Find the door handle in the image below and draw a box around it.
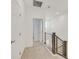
[11,40,15,44]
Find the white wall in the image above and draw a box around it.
[45,13,68,41]
[11,0,33,59]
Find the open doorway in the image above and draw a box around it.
[33,18,43,43]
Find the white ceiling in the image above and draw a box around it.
[24,0,68,11]
[23,0,68,17]
[35,0,67,11]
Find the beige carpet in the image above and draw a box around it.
[21,42,65,59]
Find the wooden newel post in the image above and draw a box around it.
[63,41,67,58]
[52,32,56,54]
[44,32,46,44]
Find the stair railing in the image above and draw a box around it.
[44,32,67,59]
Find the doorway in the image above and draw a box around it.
[33,18,43,43]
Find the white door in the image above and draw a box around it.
[33,19,43,42]
[11,0,24,59]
